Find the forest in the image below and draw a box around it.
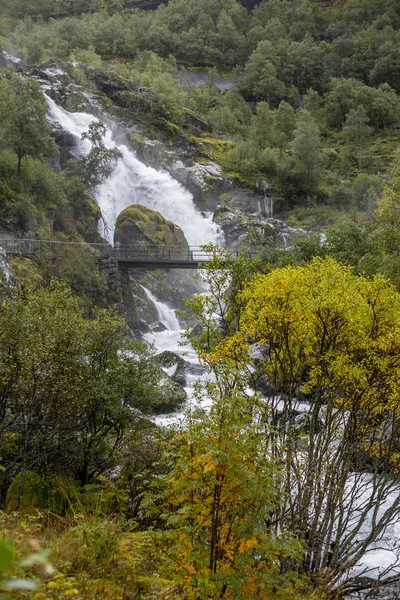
[0,0,400,598]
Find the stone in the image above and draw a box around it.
[114,204,189,252]
[214,206,308,253]
[153,372,187,414]
[155,350,188,386]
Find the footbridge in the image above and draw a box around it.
[0,238,243,269]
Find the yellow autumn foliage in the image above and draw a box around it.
[212,257,400,422]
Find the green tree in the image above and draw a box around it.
[0,282,162,486]
[0,76,56,175]
[207,257,400,598]
[360,162,400,289]
[271,100,296,150]
[342,106,373,159]
[159,381,316,600]
[291,110,324,194]
[241,41,286,101]
[70,122,121,188]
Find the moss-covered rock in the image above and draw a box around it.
[75,194,102,242]
[114,204,189,252]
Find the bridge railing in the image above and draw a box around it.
[0,238,110,254]
[0,240,227,263]
[0,239,254,264]
[112,245,220,262]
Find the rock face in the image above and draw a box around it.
[214,206,308,253]
[114,204,189,250]
[154,371,187,414]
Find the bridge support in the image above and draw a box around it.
[97,254,124,312]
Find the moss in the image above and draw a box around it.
[9,256,43,290]
[117,204,167,229]
[115,204,188,248]
[6,471,42,512]
[188,134,234,172]
[284,205,351,229]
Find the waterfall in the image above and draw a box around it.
[257,195,273,219]
[45,95,222,246]
[264,196,273,218]
[141,286,180,331]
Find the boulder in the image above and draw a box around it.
[114,204,189,252]
[154,373,187,414]
[155,350,188,386]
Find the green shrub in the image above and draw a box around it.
[6,472,79,514]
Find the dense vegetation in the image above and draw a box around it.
[2,0,400,212]
[2,0,400,598]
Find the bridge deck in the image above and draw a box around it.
[0,239,246,269]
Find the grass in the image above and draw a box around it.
[0,509,173,599]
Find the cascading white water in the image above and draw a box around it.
[141,286,180,331]
[45,95,221,245]
[46,94,217,421]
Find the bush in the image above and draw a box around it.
[6,472,78,514]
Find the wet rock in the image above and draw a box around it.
[154,372,187,414]
[155,351,187,386]
[167,159,225,210]
[149,322,167,333]
[119,271,159,334]
[75,195,102,242]
[214,206,307,252]
[30,59,96,113]
[0,47,22,69]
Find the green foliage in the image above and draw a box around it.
[291,110,324,195]
[0,75,56,175]
[203,256,400,597]
[0,282,163,485]
[342,105,373,157]
[6,472,78,515]
[0,534,54,599]
[158,383,316,600]
[241,41,286,101]
[67,121,121,188]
